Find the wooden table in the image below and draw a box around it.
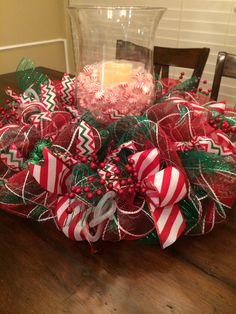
[0,68,235,314]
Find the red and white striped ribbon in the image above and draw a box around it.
[130,148,187,248]
[128,148,160,181]
[168,96,226,114]
[54,191,116,242]
[55,196,87,241]
[145,167,187,248]
[28,147,71,194]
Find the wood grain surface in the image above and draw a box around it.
[0,68,235,314]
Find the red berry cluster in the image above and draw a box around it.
[178,74,208,94]
[116,158,146,196]
[65,152,146,210]
[65,153,102,203]
[0,99,20,127]
[209,115,235,133]
[197,79,212,96]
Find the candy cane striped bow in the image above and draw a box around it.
[55,191,116,242]
[129,148,187,248]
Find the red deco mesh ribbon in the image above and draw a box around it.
[0,73,235,248]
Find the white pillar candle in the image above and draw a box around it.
[99,60,133,87]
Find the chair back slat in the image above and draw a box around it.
[116,41,210,88]
[116,40,150,65]
[222,54,236,78]
[211,52,236,100]
[153,46,210,86]
[161,65,169,78]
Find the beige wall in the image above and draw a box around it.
[0,0,75,74]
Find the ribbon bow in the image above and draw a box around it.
[129,148,187,248]
[28,117,187,248]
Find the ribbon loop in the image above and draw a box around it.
[54,191,117,243]
[130,148,187,248]
[145,167,187,208]
[129,147,160,181]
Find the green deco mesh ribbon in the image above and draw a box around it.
[16,57,48,93]
[179,150,236,177]
[27,139,52,164]
[178,150,236,233]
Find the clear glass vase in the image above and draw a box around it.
[68,6,166,125]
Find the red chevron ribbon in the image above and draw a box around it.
[0,143,24,171]
[40,80,57,112]
[60,73,75,106]
[76,120,97,158]
[129,148,187,248]
[195,134,236,156]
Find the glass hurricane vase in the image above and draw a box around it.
[68,6,166,125]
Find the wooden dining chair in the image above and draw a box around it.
[116,40,210,88]
[210,51,236,100]
[116,40,151,66]
[153,46,210,86]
